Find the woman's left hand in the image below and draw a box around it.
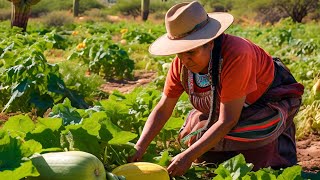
[167,152,193,177]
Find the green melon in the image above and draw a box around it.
[28,151,106,180]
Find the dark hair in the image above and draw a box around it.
[202,40,214,48]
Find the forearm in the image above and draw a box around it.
[135,106,171,150]
[135,95,178,151]
[184,96,245,161]
[184,119,236,161]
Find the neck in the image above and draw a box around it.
[199,71,208,75]
[199,65,209,74]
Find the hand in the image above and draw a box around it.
[127,145,146,162]
[167,152,193,177]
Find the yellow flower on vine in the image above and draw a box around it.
[76,42,86,50]
[120,28,128,34]
[72,31,79,36]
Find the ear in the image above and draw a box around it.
[203,40,214,49]
[207,40,214,50]
[210,40,214,49]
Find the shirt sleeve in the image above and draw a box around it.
[163,57,184,98]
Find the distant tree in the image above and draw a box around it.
[233,0,319,23]
[273,0,319,22]
[73,0,80,17]
[141,0,150,21]
[7,0,41,31]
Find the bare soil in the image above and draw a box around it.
[100,70,157,94]
[297,134,320,173]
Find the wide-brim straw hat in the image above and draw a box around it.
[149,1,234,56]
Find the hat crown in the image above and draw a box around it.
[165,1,208,38]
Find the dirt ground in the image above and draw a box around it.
[100,70,157,94]
[297,134,320,173]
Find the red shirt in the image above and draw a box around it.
[163,34,275,104]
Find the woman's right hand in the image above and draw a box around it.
[127,144,146,162]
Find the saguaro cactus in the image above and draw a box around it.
[73,0,80,17]
[7,0,41,31]
[141,0,150,21]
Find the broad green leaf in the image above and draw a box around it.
[2,79,30,112]
[49,98,82,125]
[47,73,89,109]
[213,154,253,180]
[47,73,66,94]
[102,118,122,135]
[0,131,24,170]
[155,150,171,166]
[82,112,107,137]
[26,129,61,149]
[163,117,184,130]
[277,165,302,180]
[108,131,137,145]
[0,161,39,179]
[2,114,35,138]
[20,140,42,157]
[99,123,113,143]
[100,118,137,144]
[62,125,101,157]
[243,169,277,180]
[100,99,129,121]
[33,117,62,132]
[213,166,233,180]
[25,117,62,149]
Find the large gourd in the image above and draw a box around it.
[112,162,169,180]
[29,151,106,180]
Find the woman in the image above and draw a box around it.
[129,1,304,177]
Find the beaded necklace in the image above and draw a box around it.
[187,51,223,94]
[194,73,211,88]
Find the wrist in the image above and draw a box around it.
[134,141,148,152]
[182,148,198,162]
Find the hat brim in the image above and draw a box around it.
[149,12,234,56]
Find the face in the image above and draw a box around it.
[177,41,214,74]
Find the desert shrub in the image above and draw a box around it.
[110,0,181,18]
[31,0,104,17]
[84,8,106,18]
[0,0,10,9]
[112,0,141,19]
[149,0,177,12]
[82,8,111,23]
[0,8,10,21]
[42,11,74,27]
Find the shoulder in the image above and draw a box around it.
[221,34,263,62]
[222,34,254,54]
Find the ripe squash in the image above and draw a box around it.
[28,151,106,180]
[112,162,169,180]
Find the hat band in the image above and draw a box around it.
[168,15,209,40]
